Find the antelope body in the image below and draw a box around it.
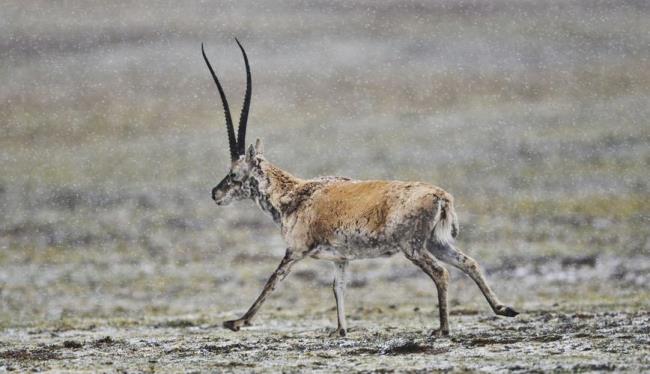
[203,41,518,337]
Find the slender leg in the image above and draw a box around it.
[404,249,450,336]
[332,260,349,337]
[428,241,518,317]
[223,249,301,331]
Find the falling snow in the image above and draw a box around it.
[0,1,649,372]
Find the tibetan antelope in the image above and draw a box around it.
[203,40,518,337]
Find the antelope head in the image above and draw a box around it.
[203,40,264,206]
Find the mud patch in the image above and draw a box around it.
[154,319,198,328]
[0,347,61,361]
[202,343,251,354]
[460,336,524,347]
[380,339,436,355]
[62,340,83,349]
[92,336,118,348]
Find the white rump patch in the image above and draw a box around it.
[433,200,454,244]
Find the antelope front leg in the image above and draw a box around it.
[332,261,349,337]
[223,249,301,332]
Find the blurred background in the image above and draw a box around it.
[1,0,648,328]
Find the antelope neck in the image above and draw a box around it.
[250,160,303,224]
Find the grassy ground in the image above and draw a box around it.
[1,0,649,372]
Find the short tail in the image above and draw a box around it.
[432,196,459,244]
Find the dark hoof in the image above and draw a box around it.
[496,305,519,317]
[223,319,244,331]
[329,328,347,337]
[430,328,450,338]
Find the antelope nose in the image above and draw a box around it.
[211,186,218,201]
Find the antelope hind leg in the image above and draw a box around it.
[428,241,519,317]
[404,249,451,336]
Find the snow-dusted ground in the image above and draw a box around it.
[1,1,648,371]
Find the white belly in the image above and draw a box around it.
[310,244,400,261]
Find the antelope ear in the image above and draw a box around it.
[246,144,256,162]
[254,138,264,155]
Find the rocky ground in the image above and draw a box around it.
[2,304,649,372]
[1,249,648,372]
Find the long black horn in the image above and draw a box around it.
[235,38,251,156]
[202,43,238,162]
